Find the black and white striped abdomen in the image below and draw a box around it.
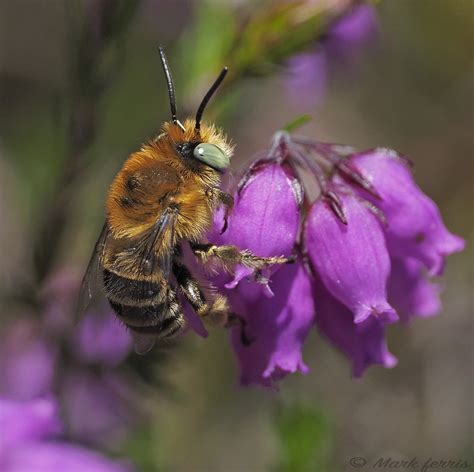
[103,268,184,338]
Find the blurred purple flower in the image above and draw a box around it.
[0,396,61,447]
[61,370,134,448]
[74,309,132,366]
[287,52,327,108]
[287,4,378,107]
[209,131,463,386]
[1,269,135,449]
[0,319,56,401]
[325,3,378,60]
[0,396,133,472]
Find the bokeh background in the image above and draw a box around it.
[1,0,472,470]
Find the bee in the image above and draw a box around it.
[78,47,290,352]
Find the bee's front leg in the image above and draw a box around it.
[206,188,233,234]
[191,243,294,272]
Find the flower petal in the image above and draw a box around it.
[0,396,62,445]
[211,162,300,288]
[313,276,397,377]
[388,257,441,323]
[229,261,314,387]
[350,149,465,275]
[305,193,397,324]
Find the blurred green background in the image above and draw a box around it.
[1,0,472,470]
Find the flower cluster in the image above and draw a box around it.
[208,131,464,387]
[0,396,133,471]
[0,270,135,451]
[287,4,378,107]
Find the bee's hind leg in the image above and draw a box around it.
[172,261,252,344]
[191,243,294,272]
[173,261,228,326]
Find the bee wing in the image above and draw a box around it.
[130,208,178,355]
[132,332,157,355]
[135,208,177,282]
[76,222,109,320]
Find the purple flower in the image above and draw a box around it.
[211,162,301,289]
[313,275,397,377]
[208,162,315,386]
[209,131,463,386]
[229,261,314,387]
[348,149,465,275]
[0,397,61,447]
[305,192,397,324]
[325,4,378,60]
[388,256,441,323]
[287,4,378,107]
[73,309,132,366]
[0,396,133,472]
[60,370,134,448]
[0,269,136,450]
[0,319,56,401]
[287,52,327,108]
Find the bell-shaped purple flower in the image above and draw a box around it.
[349,149,465,275]
[305,192,397,324]
[313,275,397,377]
[388,256,441,323]
[229,261,314,387]
[208,161,313,386]
[211,162,300,289]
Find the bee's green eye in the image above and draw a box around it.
[193,143,230,171]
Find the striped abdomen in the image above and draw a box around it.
[103,268,184,338]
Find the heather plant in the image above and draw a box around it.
[0,1,469,470]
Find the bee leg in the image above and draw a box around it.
[191,243,294,272]
[207,188,234,234]
[173,259,254,345]
[172,261,230,327]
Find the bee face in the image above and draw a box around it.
[162,118,233,174]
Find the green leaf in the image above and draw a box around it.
[283,114,313,133]
[273,403,332,472]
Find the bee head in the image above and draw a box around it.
[164,119,233,173]
[158,47,231,172]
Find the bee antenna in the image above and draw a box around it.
[195,67,228,132]
[158,46,183,129]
